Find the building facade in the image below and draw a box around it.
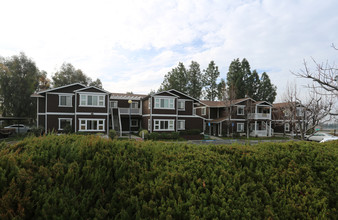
[32,83,110,134]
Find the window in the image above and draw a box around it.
[79,94,105,107]
[110,101,118,108]
[154,119,175,131]
[178,100,185,110]
[285,123,290,132]
[131,119,138,127]
[148,99,152,109]
[193,108,196,115]
[58,118,72,130]
[178,120,185,130]
[131,102,138,109]
[237,123,244,132]
[59,95,72,107]
[201,107,206,115]
[154,97,174,109]
[79,119,105,131]
[296,107,303,116]
[237,106,244,115]
[284,110,289,117]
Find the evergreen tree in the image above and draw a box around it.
[159,62,188,93]
[203,61,220,101]
[217,78,226,101]
[246,70,260,100]
[187,61,203,99]
[226,58,245,99]
[257,72,277,103]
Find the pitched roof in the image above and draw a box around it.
[37,83,86,94]
[200,97,255,107]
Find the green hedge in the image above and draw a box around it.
[0,135,337,219]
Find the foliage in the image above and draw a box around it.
[29,126,44,137]
[226,58,277,102]
[138,130,149,139]
[148,132,180,140]
[187,61,203,99]
[63,124,73,134]
[159,62,189,93]
[109,130,117,139]
[52,63,102,88]
[0,52,40,118]
[0,135,337,219]
[203,61,220,101]
[258,72,277,103]
[179,129,202,135]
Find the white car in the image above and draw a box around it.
[4,124,30,134]
[307,132,337,142]
[320,137,338,143]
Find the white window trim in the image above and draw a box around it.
[153,119,175,131]
[148,99,151,109]
[178,100,185,111]
[58,118,72,130]
[79,94,106,107]
[237,123,244,132]
[237,106,245,115]
[110,101,118,108]
[285,123,290,132]
[58,95,73,107]
[131,119,138,127]
[201,107,206,115]
[131,101,138,109]
[154,97,175,110]
[148,119,151,131]
[178,120,185,130]
[79,118,105,131]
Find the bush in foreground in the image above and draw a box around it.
[0,135,337,219]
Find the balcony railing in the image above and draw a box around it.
[248,113,271,120]
[250,130,268,137]
[119,108,141,115]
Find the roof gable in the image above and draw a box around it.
[37,83,86,94]
[74,86,109,93]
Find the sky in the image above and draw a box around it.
[1,0,338,102]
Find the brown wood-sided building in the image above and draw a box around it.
[31,83,110,134]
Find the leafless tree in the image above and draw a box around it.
[283,83,333,140]
[292,44,338,115]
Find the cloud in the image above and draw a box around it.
[0,0,337,101]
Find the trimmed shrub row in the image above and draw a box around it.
[0,135,337,219]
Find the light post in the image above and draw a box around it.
[128,100,132,139]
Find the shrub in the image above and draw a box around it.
[179,129,201,136]
[0,135,336,219]
[138,130,149,139]
[63,124,73,134]
[109,130,117,139]
[148,132,159,140]
[29,126,44,136]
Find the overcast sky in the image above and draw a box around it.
[1,0,337,102]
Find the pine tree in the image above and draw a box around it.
[226,59,245,99]
[159,62,188,93]
[217,79,226,101]
[246,70,260,100]
[203,61,220,101]
[257,72,277,103]
[187,61,203,99]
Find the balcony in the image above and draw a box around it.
[248,113,271,120]
[119,108,141,115]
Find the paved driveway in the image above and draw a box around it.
[188,139,294,145]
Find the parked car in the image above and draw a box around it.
[320,137,338,143]
[4,124,31,134]
[307,132,337,142]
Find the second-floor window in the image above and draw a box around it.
[131,102,138,109]
[154,97,174,109]
[80,94,105,107]
[178,100,185,110]
[110,101,118,108]
[237,106,244,115]
[59,95,72,107]
[201,107,206,115]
